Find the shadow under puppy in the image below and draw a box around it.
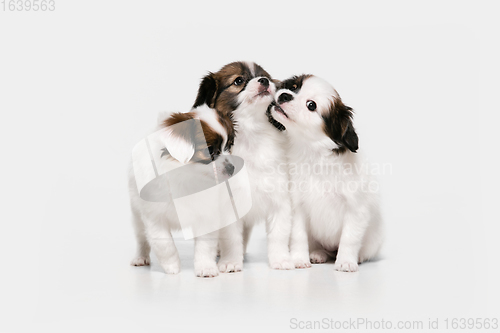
[270,75,384,272]
[129,104,235,277]
[195,61,296,271]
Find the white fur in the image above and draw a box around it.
[218,74,296,272]
[272,76,384,272]
[245,61,256,77]
[161,128,195,164]
[195,104,228,149]
[128,106,229,277]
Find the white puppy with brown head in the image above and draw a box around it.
[129,105,234,278]
[194,61,295,271]
[270,75,384,272]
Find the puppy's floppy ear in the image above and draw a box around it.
[323,100,359,153]
[161,113,197,164]
[341,117,359,153]
[193,73,217,108]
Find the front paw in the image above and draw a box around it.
[270,260,295,270]
[309,250,329,264]
[130,256,150,266]
[269,254,295,270]
[194,261,219,278]
[218,258,243,273]
[334,260,359,272]
[291,253,312,269]
[161,262,180,274]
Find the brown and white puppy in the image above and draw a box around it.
[192,61,276,149]
[271,75,383,272]
[129,103,234,278]
[195,61,296,271]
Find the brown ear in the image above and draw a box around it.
[162,112,225,163]
[322,99,359,153]
[193,73,218,108]
[341,117,359,153]
[161,113,197,164]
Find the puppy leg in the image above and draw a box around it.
[358,212,384,263]
[290,207,311,269]
[218,221,244,273]
[130,209,151,266]
[266,206,294,270]
[145,221,180,274]
[242,223,253,254]
[309,238,330,264]
[194,230,219,277]
[335,209,370,272]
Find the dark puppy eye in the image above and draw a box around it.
[234,77,244,86]
[306,100,317,111]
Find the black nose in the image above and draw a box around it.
[258,77,269,88]
[223,161,235,176]
[278,92,293,104]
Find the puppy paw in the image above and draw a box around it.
[334,260,359,272]
[161,262,180,274]
[309,250,329,264]
[291,253,312,269]
[269,259,295,270]
[268,251,295,270]
[130,256,150,266]
[218,259,243,273]
[293,258,312,269]
[194,262,219,278]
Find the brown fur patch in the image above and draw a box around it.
[279,74,313,92]
[162,112,224,162]
[322,98,358,154]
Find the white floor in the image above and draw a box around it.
[3,216,497,333]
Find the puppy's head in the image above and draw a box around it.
[193,61,276,117]
[160,112,225,165]
[271,75,358,154]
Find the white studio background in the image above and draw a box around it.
[1,1,499,332]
